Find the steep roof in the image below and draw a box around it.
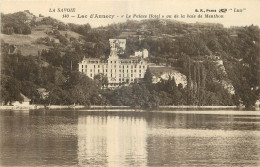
[20,93,31,102]
[149,66,180,77]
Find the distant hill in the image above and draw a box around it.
[1,11,85,56]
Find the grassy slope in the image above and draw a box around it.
[1,25,83,56]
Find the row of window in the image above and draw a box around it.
[110,60,143,64]
[82,60,145,64]
[119,78,134,82]
[111,74,142,78]
[119,69,143,73]
[87,73,142,79]
[118,74,142,77]
[82,65,146,69]
[84,69,143,74]
[82,65,107,68]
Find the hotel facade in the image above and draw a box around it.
[79,39,149,88]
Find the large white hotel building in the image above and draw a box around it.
[79,39,149,88]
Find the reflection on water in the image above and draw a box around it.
[77,116,147,166]
[146,113,260,167]
[0,110,260,166]
[0,110,78,166]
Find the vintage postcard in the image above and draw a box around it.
[0,0,260,166]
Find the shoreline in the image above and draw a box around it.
[0,105,259,115]
[0,105,242,110]
[0,105,250,110]
[78,106,260,115]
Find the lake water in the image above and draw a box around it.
[0,110,260,167]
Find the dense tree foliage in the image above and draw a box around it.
[1,13,259,109]
[0,44,100,106]
[1,12,32,35]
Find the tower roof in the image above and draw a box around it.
[108,49,119,59]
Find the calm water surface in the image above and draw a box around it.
[0,110,260,167]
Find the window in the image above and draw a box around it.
[111,61,112,63]
[119,65,121,68]
[119,70,121,72]
[131,70,133,73]
[131,65,133,68]
[143,65,145,68]
[135,65,137,68]
[131,74,133,77]
[119,78,121,81]
[139,70,141,73]
[90,69,92,72]
[139,74,141,77]
[139,65,141,68]
[82,69,83,72]
[127,70,128,73]
[119,74,121,77]
[127,65,128,68]
[85,65,87,68]
[114,65,116,68]
[98,69,99,72]
[82,65,83,68]
[94,65,95,68]
[90,74,92,77]
[111,74,112,77]
[134,70,136,72]
[85,69,87,72]
[98,65,100,68]
[114,61,116,63]
[106,69,107,72]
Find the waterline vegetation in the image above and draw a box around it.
[1,12,259,109]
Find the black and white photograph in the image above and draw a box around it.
[0,0,259,166]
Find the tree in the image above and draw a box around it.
[54,69,66,86]
[94,74,108,89]
[1,75,23,104]
[199,65,206,105]
[69,72,100,105]
[62,52,83,72]
[225,25,260,108]
[22,25,31,35]
[186,56,192,105]
[57,34,69,45]
[131,83,152,109]
[143,67,153,87]
[21,81,40,104]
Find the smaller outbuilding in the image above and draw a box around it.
[12,93,31,110]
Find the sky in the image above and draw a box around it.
[1,0,260,28]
